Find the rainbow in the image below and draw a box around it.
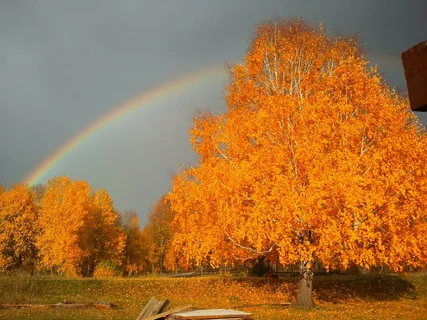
[24,64,227,186]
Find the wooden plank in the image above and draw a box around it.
[94,301,111,309]
[233,302,291,308]
[168,318,245,320]
[149,300,167,317]
[136,297,159,320]
[30,303,90,309]
[195,318,245,320]
[168,309,252,319]
[1,302,114,310]
[0,304,32,309]
[49,303,90,309]
[142,304,193,320]
[158,299,171,313]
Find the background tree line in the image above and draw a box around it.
[0,176,175,277]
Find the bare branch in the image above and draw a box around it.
[224,231,275,256]
[210,134,237,169]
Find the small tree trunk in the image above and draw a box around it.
[358,266,370,274]
[294,261,315,308]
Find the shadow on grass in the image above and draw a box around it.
[232,273,418,303]
[313,274,417,302]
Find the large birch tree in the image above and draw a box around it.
[168,18,427,307]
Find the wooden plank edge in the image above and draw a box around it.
[142,304,193,320]
[167,318,250,320]
[136,297,159,320]
[233,302,291,308]
[170,316,252,320]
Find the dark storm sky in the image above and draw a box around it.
[1,0,426,224]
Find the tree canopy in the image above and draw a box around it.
[0,183,38,272]
[168,18,427,282]
[37,177,125,277]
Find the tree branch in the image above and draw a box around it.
[224,231,275,256]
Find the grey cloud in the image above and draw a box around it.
[1,0,426,224]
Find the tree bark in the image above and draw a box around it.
[293,261,315,308]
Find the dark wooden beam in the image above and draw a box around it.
[402,40,427,112]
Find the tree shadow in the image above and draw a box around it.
[313,274,417,302]
[232,273,418,304]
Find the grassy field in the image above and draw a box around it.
[0,273,426,319]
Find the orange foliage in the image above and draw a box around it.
[0,183,38,271]
[37,177,125,277]
[84,188,126,272]
[37,177,92,276]
[168,19,427,273]
[120,211,151,275]
[144,195,176,272]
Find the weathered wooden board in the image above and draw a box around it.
[158,299,171,314]
[136,297,160,320]
[233,302,291,308]
[402,40,427,111]
[150,299,170,317]
[168,309,252,319]
[0,304,30,309]
[94,301,111,309]
[142,304,192,320]
[167,318,245,320]
[0,303,91,309]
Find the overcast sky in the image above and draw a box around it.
[1,0,426,225]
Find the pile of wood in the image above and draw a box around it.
[136,297,253,320]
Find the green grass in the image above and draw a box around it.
[0,273,426,319]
